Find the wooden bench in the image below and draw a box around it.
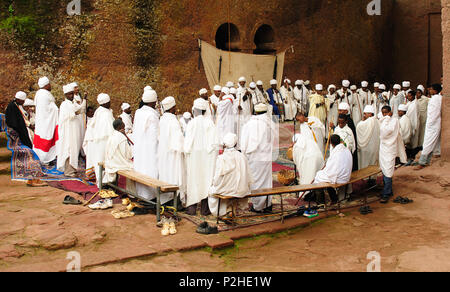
[214,165,382,225]
[98,163,179,222]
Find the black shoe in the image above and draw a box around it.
[380,196,390,204]
[262,205,273,214]
[131,207,150,215]
[250,206,263,214]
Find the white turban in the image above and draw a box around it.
[230,88,237,95]
[221,87,230,95]
[402,81,410,88]
[374,82,380,88]
[38,77,50,88]
[393,84,401,90]
[256,80,263,86]
[15,91,27,101]
[304,80,310,86]
[142,90,157,103]
[193,98,208,111]
[199,88,208,96]
[97,93,110,105]
[328,84,336,90]
[284,79,291,84]
[270,79,278,85]
[121,103,131,111]
[213,85,222,91]
[24,99,35,107]
[398,104,408,112]
[342,80,350,87]
[254,103,268,113]
[417,85,425,93]
[183,112,192,120]
[364,105,375,114]
[361,81,368,88]
[249,82,256,89]
[295,80,303,86]
[226,81,234,88]
[338,102,350,111]
[63,84,75,94]
[161,96,176,111]
[379,84,386,90]
[315,84,323,91]
[223,133,238,148]
[350,85,357,90]
[238,77,246,82]
[70,82,78,88]
[144,86,153,92]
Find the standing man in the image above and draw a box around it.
[358,81,372,106]
[390,84,405,119]
[337,80,352,113]
[184,98,219,215]
[351,85,364,126]
[71,82,87,150]
[294,80,309,115]
[333,114,356,155]
[216,87,236,144]
[119,103,133,135]
[398,104,412,147]
[241,103,277,213]
[280,79,296,121]
[33,77,59,164]
[256,81,273,116]
[267,80,284,122]
[308,84,327,125]
[356,105,380,171]
[133,90,160,201]
[57,84,82,177]
[83,93,115,185]
[199,88,216,122]
[5,91,32,148]
[414,84,442,170]
[415,85,429,151]
[295,111,326,154]
[158,96,185,206]
[326,84,338,129]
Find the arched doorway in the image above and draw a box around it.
[254,24,276,55]
[215,23,241,51]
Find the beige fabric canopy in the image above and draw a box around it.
[199,40,286,90]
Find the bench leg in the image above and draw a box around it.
[156,187,161,223]
[280,195,284,224]
[216,198,221,225]
[173,191,178,216]
[98,164,104,192]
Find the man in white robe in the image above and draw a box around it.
[356,105,380,171]
[158,96,185,206]
[33,77,59,164]
[104,119,133,184]
[57,84,82,177]
[184,98,219,215]
[398,104,412,146]
[119,103,133,135]
[210,85,222,108]
[294,80,309,115]
[337,80,353,115]
[208,133,253,218]
[199,88,216,123]
[236,77,253,138]
[241,103,278,213]
[416,85,429,149]
[280,79,297,121]
[83,93,115,185]
[350,85,364,126]
[379,105,406,203]
[326,84,338,129]
[295,111,326,155]
[415,84,442,169]
[313,134,353,204]
[133,90,160,201]
[390,84,405,119]
[216,87,236,144]
[358,81,372,106]
[180,112,192,136]
[71,82,87,152]
[256,81,273,117]
[334,114,356,155]
[293,133,325,186]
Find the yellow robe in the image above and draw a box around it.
[308,94,327,125]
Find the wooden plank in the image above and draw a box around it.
[216,183,332,199]
[332,165,381,188]
[117,170,179,193]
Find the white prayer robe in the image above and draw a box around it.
[210,94,220,107]
[299,117,326,155]
[133,105,160,201]
[216,97,236,144]
[356,117,380,169]
[179,117,191,136]
[390,92,406,119]
[104,130,133,183]
[208,148,253,217]
[422,94,442,156]
[280,86,297,121]
[417,96,429,146]
[184,115,219,207]
[33,89,59,163]
[351,92,364,126]
[236,87,252,140]
[83,106,115,185]
[399,115,412,145]
[254,88,273,117]
[334,125,356,154]
[406,100,420,148]
[314,144,353,184]
[73,95,86,152]
[158,112,185,205]
[293,134,325,185]
[57,99,81,172]
[379,116,406,178]
[240,114,278,211]
[326,93,339,127]
[294,86,309,114]
[119,112,133,135]
[358,89,372,107]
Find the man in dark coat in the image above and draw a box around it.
[5,91,32,148]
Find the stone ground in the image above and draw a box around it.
[1,132,450,272]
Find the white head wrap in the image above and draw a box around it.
[97,93,110,105]
[183,112,192,120]
[230,88,237,95]
[328,84,336,91]
[338,102,350,111]
[23,99,34,107]
[398,104,408,112]
[361,81,368,88]
[70,82,78,88]
[417,85,425,93]
[142,90,157,103]
[214,85,222,91]
[270,79,277,85]
[402,81,411,88]
[249,82,256,89]
[199,88,208,96]
[342,80,350,87]
[254,103,268,113]
[238,77,246,82]
[350,85,357,90]
[121,103,131,111]
[379,84,386,90]
[63,83,75,94]
[226,81,234,88]
[161,96,176,111]
[15,91,27,101]
[284,79,291,84]
[374,82,380,88]
[256,80,263,86]
[38,77,50,88]
[315,84,323,91]
[144,86,153,92]
[304,80,310,86]
[223,133,238,148]
[295,80,303,86]
[193,98,208,111]
[364,105,375,114]
[221,87,230,95]
[393,84,401,90]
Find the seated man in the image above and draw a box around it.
[312,134,353,204]
[208,133,253,218]
[104,119,134,184]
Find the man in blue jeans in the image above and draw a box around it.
[379,106,403,203]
